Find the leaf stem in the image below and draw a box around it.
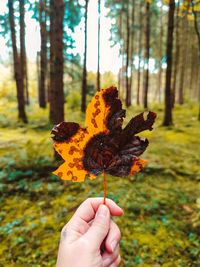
[103,171,106,205]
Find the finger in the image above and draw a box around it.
[105,220,121,253]
[83,204,110,250]
[62,216,90,239]
[109,255,121,267]
[72,197,123,224]
[102,244,120,267]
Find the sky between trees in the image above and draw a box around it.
[0,0,199,125]
[0,0,122,73]
[0,0,168,73]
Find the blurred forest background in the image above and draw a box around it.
[0,0,200,266]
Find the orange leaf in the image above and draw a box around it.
[53,128,95,182]
[86,89,110,135]
[52,87,156,182]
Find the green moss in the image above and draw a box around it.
[0,102,200,266]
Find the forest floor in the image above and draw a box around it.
[0,100,200,267]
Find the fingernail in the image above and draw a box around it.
[111,240,118,252]
[110,261,118,267]
[96,205,108,218]
[103,257,111,267]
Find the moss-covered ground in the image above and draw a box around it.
[0,100,200,266]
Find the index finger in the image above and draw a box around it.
[72,197,124,223]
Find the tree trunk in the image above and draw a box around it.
[163,0,175,126]
[156,3,163,103]
[129,0,135,105]
[19,0,29,106]
[172,0,180,108]
[24,56,29,105]
[49,0,64,124]
[189,44,195,97]
[191,0,200,120]
[97,0,101,91]
[198,69,200,121]
[143,1,150,109]
[8,0,27,123]
[178,17,188,105]
[81,0,89,112]
[137,0,143,106]
[118,7,123,95]
[118,3,125,98]
[39,0,47,108]
[125,0,131,107]
[36,51,41,97]
[178,1,190,105]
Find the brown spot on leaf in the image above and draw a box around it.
[72,176,78,181]
[73,158,81,163]
[77,165,82,170]
[67,170,73,176]
[57,172,63,177]
[94,101,100,108]
[68,163,74,168]
[96,109,100,115]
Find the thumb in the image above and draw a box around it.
[84,204,110,249]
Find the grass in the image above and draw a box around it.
[0,99,200,266]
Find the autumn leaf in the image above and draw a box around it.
[51,87,156,183]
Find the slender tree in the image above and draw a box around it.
[81,0,89,112]
[8,0,27,123]
[137,0,143,105]
[172,0,180,108]
[19,0,29,105]
[178,16,188,105]
[118,6,123,95]
[191,0,200,120]
[125,0,131,107]
[156,2,164,103]
[49,0,64,124]
[118,2,125,98]
[39,0,47,108]
[129,0,135,106]
[163,0,175,126]
[36,51,41,98]
[143,1,150,109]
[97,0,101,91]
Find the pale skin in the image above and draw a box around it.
[56,198,124,267]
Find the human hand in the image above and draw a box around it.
[56,198,123,267]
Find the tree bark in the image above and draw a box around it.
[19,0,29,106]
[156,3,163,103]
[36,51,41,97]
[171,0,180,108]
[189,44,195,97]
[178,17,188,105]
[8,0,27,123]
[39,0,47,108]
[178,1,190,105]
[191,0,200,120]
[137,0,143,106]
[125,0,131,107]
[118,7,123,95]
[198,68,200,121]
[81,0,89,112]
[163,0,175,126]
[97,0,101,91]
[129,0,135,105]
[143,1,150,109]
[49,0,64,124]
[118,3,125,98]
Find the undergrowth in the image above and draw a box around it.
[0,100,200,266]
